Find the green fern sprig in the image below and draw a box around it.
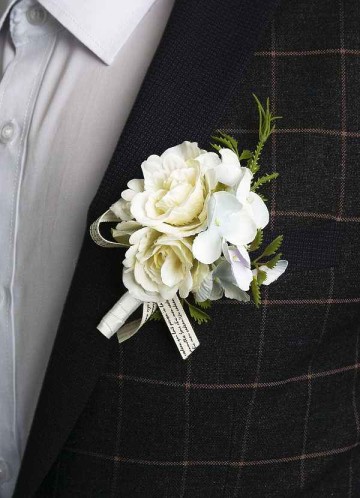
[185,300,211,325]
[211,131,240,158]
[248,95,281,175]
[251,172,279,191]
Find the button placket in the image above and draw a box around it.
[0,3,59,492]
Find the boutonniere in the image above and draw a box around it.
[90,96,288,359]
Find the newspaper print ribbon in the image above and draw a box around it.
[90,210,199,359]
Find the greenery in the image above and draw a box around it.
[149,309,163,322]
[194,299,212,309]
[251,277,261,308]
[149,298,212,326]
[186,301,211,325]
[211,95,284,310]
[251,172,279,191]
[151,96,284,320]
[248,229,263,252]
[211,131,240,157]
[248,95,281,175]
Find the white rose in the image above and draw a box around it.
[129,141,217,236]
[123,227,209,302]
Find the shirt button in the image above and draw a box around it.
[0,458,10,484]
[26,5,47,26]
[0,122,15,144]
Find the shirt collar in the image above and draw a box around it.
[0,0,158,65]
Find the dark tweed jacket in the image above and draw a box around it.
[14,0,360,496]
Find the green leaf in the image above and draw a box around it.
[251,277,261,308]
[211,131,239,157]
[239,149,253,160]
[251,172,279,191]
[248,229,263,252]
[253,94,282,143]
[257,269,267,286]
[265,252,282,269]
[187,302,211,325]
[211,143,222,153]
[149,309,163,322]
[194,299,212,310]
[247,95,281,175]
[262,235,283,257]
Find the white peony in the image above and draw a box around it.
[128,141,218,236]
[123,227,209,302]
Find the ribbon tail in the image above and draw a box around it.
[116,302,157,343]
[97,292,142,339]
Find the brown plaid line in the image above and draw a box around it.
[300,268,335,488]
[63,442,359,467]
[339,0,347,218]
[255,49,360,57]
[180,357,192,497]
[104,362,360,391]
[270,19,277,232]
[221,125,360,223]
[274,211,360,222]
[349,331,360,494]
[233,289,270,494]
[221,128,360,138]
[222,298,360,305]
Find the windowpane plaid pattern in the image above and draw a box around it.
[36,0,360,496]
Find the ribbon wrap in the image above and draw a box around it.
[90,211,199,359]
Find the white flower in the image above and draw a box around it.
[192,191,257,264]
[123,227,209,302]
[253,260,288,285]
[236,167,269,229]
[195,259,250,303]
[199,148,242,187]
[223,242,253,291]
[111,220,141,245]
[129,142,216,236]
[110,179,144,221]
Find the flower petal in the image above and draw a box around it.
[247,192,269,229]
[230,261,253,291]
[161,141,202,161]
[221,211,257,246]
[227,247,252,291]
[161,251,184,287]
[178,271,193,298]
[237,245,251,267]
[194,273,213,302]
[193,226,222,264]
[216,149,242,186]
[260,260,288,285]
[236,167,253,204]
[127,178,144,193]
[213,261,250,302]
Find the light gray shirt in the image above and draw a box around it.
[0,0,173,495]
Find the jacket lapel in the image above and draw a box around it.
[14,0,280,495]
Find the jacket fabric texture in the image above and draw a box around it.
[14,0,360,496]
